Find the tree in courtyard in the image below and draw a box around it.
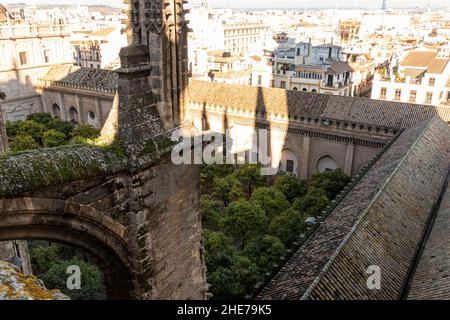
[269,208,306,247]
[43,258,106,300]
[308,169,351,200]
[233,164,267,197]
[17,120,45,145]
[43,129,67,148]
[71,123,100,140]
[203,230,237,272]
[250,187,290,219]
[200,195,223,230]
[9,134,38,152]
[292,188,329,218]
[273,174,307,203]
[201,164,235,192]
[242,235,286,272]
[223,199,267,248]
[212,175,244,207]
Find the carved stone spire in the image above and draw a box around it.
[123,0,190,129]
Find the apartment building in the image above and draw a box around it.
[272,42,357,96]
[0,4,72,121]
[371,50,450,106]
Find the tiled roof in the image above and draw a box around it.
[408,175,450,300]
[189,80,448,128]
[400,51,437,68]
[41,64,118,92]
[257,117,450,300]
[327,61,352,75]
[427,58,450,74]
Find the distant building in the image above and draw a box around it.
[339,19,361,43]
[36,64,117,128]
[71,26,127,70]
[204,51,252,85]
[223,23,271,55]
[0,4,72,121]
[372,50,450,106]
[272,41,361,96]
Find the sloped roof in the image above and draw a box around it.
[428,58,450,74]
[257,116,450,300]
[41,64,118,92]
[0,4,14,23]
[189,80,448,129]
[400,51,436,68]
[327,61,352,75]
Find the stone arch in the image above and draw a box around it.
[52,103,61,118]
[302,88,308,92]
[293,87,298,91]
[279,148,299,175]
[86,110,98,127]
[311,89,317,93]
[68,106,79,123]
[317,155,338,172]
[0,198,138,300]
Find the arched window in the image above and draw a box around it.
[311,89,317,93]
[52,103,61,118]
[293,87,298,91]
[87,110,97,127]
[302,88,308,92]
[279,149,298,175]
[317,156,338,173]
[68,107,79,124]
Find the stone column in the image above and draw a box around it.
[117,44,164,157]
[0,99,32,275]
[344,142,355,177]
[300,134,311,180]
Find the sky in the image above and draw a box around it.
[2,0,447,9]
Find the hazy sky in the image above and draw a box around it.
[2,0,447,9]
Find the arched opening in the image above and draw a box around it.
[87,110,98,127]
[52,103,61,119]
[0,198,137,300]
[317,155,338,173]
[302,88,308,92]
[293,87,298,91]
[311,89,317,93]
[68,107,79,124]
[279,149,298,175]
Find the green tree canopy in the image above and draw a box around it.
[30,245,61,277]
[292,188,329,218]
[308,169,351,200]
[250,187,290,219]
[203,230,237,272]
[17,120,46,145]
[273,174,307,202]
[201,164,235,189]
[269,208,306,246]
[43,129,67,148]
[234,164,267,197]
[212,175,244,207]
[71,124,100,140]
[223,199,267,247]
[43,258,106,300]
[207,266,241,300]
[200,195,223,230]
[27,112,54,125]
[242,235,286,272]
[9,134,38,152]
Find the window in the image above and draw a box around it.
[380,87,387,99]
[270,80,274,87]
[426,92,433,104]
[293,87,298,91]
[257,75,262,86]
[395,89,401,100]
[19,52,28,65]
[25,75,31,85]
[44,50,50,63]
[409,90,417,103]
[280,81,286,89]
[429,77,435,86]
[286,160,294,173]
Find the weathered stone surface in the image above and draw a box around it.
[0,261,69,300]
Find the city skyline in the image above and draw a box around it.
[2,0,448,9]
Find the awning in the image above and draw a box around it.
[403,68,426,78]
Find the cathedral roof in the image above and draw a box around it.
[189,80,450,128]
[41,64,118,92]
